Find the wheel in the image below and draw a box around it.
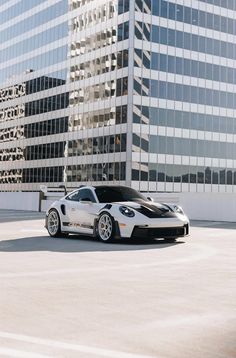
[164,237,176,243]
[47,209,63,238]
[97,212,114,243]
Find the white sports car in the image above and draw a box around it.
[45,185,189,242]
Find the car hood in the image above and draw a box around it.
[114,201,177,218]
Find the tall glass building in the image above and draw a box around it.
[1,0,236,194]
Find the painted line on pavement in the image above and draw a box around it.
[20,229,46,233]
[207,231,233,237]
[0,347,51,358]
[0,216,43,219]
[0,331,158,358]
[0,215,42,218]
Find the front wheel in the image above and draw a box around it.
[97,212,114,243]
[47,209,62,238]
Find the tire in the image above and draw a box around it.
[47,209,64,238]
[97,212,115,243]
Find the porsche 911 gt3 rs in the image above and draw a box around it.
[45,185,189,242]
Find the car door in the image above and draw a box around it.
[66,189,98,235]
[75,188,98,234]
[65,190,83,233]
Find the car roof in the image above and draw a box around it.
[74,185,130,190]
[94,185,129,189]
[66,185,129,197]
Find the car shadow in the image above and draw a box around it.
[0,235,185,253]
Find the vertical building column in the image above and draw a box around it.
[125,0,135,187]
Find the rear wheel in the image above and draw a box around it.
[47,209,64,238]
[97,212,114,243]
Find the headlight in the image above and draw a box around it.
[119,206,135,217]
[173,205,184,215]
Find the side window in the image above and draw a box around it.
[66,190,81,201]
[79,189,96,203]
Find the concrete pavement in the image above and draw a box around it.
[0,211,235,358]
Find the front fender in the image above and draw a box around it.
[94,211,121,239]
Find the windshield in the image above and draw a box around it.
[95,186,147,203]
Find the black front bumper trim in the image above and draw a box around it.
[131,224,189,239]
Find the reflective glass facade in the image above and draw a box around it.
[132,0,236,193]
[1,0,236,193]
[0,0,129,191]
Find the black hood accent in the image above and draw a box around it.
[128,202,177,218]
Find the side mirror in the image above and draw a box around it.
[147,197,154,202]
[80,198,92,204]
